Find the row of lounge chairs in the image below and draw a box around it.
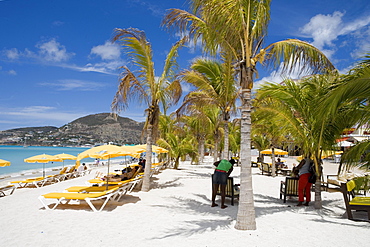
[38,163,149,212]
[39,180,138,212]
[9,165,91,189]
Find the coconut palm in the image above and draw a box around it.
[256,74,358,208]
[163,0,335,230]
[157,124,197,169]
[251,106,290,176]
[229,119,241,158]
[111,28,184,192]
[179,56,238,160]
[327,53,370,172]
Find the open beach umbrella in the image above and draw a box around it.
[54,153,77,168]
[135,144,169,153]
[77,145,138,189]
[24,154,63,178]
[261,148,288,156]
[0,159,11,167]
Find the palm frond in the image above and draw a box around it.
[264,39,336,75]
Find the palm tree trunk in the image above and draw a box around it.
[222,121,229,160]
[213,133,219,162]
[271,147,276,177]
[235,88,256,230]
[198,137,204,164]
[313,158,322,209]
[142,124,153,192]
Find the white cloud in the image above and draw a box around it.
[8,70,16,75]
[130,0,164,17]
[36,39,74,62]
[39,79,105,91]
[0,106,85,129]
[52,21,64,27]
[91,41,121,60]
[66,60,122,75]
[5,48,20,60]
[2,39,74,63]
[300,11,370,59]
[301,11,343,50]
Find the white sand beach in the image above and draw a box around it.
[0,156,369,247]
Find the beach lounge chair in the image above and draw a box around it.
[64,182,133,202]
[10,177,46,188]
[341,180,370,221]
[38,187,121,212]
[64,165,77,179]
[280,176,299,203]
[0,184,15,197]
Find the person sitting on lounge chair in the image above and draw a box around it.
[103,166,142,182]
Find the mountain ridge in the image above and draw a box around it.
[0,113,145,146]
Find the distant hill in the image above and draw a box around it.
[0,113,145,146]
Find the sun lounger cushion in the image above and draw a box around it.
[65,185,120,193]
[42,191,107,200]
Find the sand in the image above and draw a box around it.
[0,156,369,247]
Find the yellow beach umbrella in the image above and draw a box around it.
[77,145,138,190]
[0,159,11,167]
[54,153,77,168]
[77,145,129,161]
[24,154,63,178]
[261,148,288,156]
[135,144,169,153]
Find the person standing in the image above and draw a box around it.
[211,159,235,209]
[296,157,313,206]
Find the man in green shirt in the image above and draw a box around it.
[211,159,235,209]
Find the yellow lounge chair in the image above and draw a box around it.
[10,177,45,188]
[65,185,120,193]
[39,187,120,212]
[67,182,133,201]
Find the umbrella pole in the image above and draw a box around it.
[43,163,45,178]
[106,157,110,190]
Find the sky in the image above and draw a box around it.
[0,0,369,131]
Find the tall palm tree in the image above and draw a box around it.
[111,28,184,192]
[163,0,335,230]
[179,56,238,160]
[256,74,358,208]
[229,119,241,159]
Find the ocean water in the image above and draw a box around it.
[0,145,91,177]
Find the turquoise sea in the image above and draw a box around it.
[0,145,91,176]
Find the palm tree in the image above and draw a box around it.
[179,56,238,160]
[163,0,335,230]
[256,74,358,208]
[252,106,289,176]
[157,115,198,169]
[111,28,184,192]
[327,53,370,172]
[229,119,241,159]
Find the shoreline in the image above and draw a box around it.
[0,158,130,187]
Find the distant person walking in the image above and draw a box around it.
[211,159,236,209]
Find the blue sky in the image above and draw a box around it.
[0,0,369,131]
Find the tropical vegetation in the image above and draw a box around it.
[110,0,369,231]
